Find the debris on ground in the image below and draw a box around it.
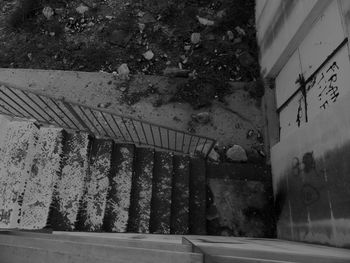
[226,144,248,162]
[192,112,211,124]
[117,63,130,80]
[0,0,259,109]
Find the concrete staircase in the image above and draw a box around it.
[0,117,207,235]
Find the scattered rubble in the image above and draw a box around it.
[2,0,259,109]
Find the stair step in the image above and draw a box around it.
[75,139,113,231]
[128,147,154,233]
[19,127,64,230]
[49,132,91,231]
[0,115,11,155]
[103,144,135,232]
[0,121,39,228]
[171,155,190,234]
[0,231,193,252]
[0,234,203,263]
[189,157,207,235]
[150,151,173,234]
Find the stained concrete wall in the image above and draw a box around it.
[258,0,350,247]
[257,0,330,78]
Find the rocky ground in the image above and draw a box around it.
[0,0,260,108]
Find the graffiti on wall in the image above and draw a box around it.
[306,61,340,110]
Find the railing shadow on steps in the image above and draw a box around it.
[0,82,216,157]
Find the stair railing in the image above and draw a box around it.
[0,82,216,157]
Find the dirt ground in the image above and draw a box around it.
[0,0,259,108]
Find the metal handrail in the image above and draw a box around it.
[0,81,216,157]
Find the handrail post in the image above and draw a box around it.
[62,100,92,134]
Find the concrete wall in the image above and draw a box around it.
[258,0,350,247]
[257,0,330,78]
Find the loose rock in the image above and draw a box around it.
[118,64,130,80]
[226,30,234,41]
[163,67,190,77]
[226,145,248,162]
[197,16,215,26]
[235,26,246,36]
[76,4,89,14]
[42,6,54,20]
[191,33,201,44]
[143,50,154,60]
[192,112,210,124]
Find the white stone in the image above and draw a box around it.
[42,6,54,20]
[197,16,214,26]
[191,33,201,44]
[117,63,130,80]
[76,4,89,14]
[143,50,154,60]
[226,145,248,162]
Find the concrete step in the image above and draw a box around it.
[189,157,207,235]
[19,127,64,230]
[128,147,154,233]
[0,243,126,263]
[48,131,91,231]
[0,231,193,252]
[189,240,350,263]
[150,151,173,234]
[171,155,190,234]
[0,120,39,228]
[0,234,203,263]
[103,144,135,232]
[75,139,113,231]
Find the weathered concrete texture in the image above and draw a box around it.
[170,155,190,234]
[275,142,350,248]
[0,235,203,263]
[150,151,173,234]
[128,147,154,233]
[0,120,38,228]
[189,158,207,235]
[187,235,350,263]
[20,127,64,229]
[205,162,275,237]
[271,86,350,247]
[103,144,134,233]
[206,162,271,182]
[49,132,91,231]
[207,178,274,237]
[75,139,112,231]
[0,69,264,150]
[256,0,330,77]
